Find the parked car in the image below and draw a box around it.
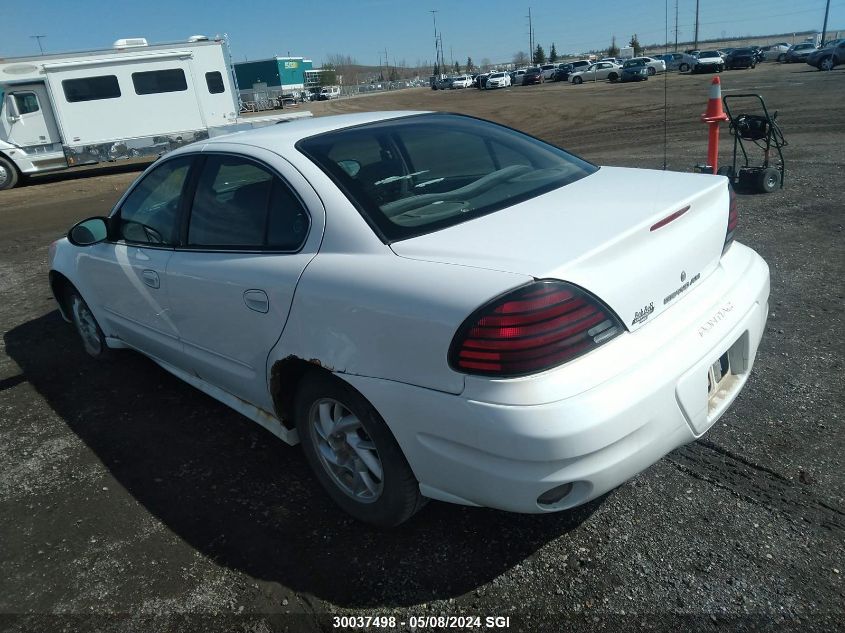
[725,48,757,70]
[784,43,817,63]
[620,59,650,82]
[450,75,473,89]
[553,60,590,81]
[50,111,770,526]
[806,39,845,70]
[435,76,453,90]
[522,67,545,85]
[762,43,790,62]
[626,56,666,75]
[509,69,527,85]
[475,73,490,89]
[485,71,511,88]
[658,52,698,72]
[539,63,558,80]
[569,62,622,84]
[692,50,725,73]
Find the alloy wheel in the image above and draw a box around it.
[308,398,384,502]
[71,295,103,356]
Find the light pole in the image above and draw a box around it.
[429,10,439,76]
[821,0,831,46]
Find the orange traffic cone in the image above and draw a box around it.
[701,76,729,123]
[701,77,728,174]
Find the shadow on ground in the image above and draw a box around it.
[4,311,599,608]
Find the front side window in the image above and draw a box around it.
[298,113,597,242]
[132,69,188,95]
[117,156,193,246]
[13,92,39,114]
[187,155,309,250]
[62,75,121,102]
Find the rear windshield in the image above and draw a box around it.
[297,113,598,242]
[700,51,720,58]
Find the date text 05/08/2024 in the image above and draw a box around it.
[333,615,512,629]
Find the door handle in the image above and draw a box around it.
[141,269,160,289]
[243,289,269,313]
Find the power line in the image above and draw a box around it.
[30,35,47,55]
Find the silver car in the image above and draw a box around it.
[658,52,698,73]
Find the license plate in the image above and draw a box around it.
[707,351,731,396]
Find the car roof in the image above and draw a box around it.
[202,111,429,150]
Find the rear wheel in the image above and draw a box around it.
[0,155,20,191]
[67,290,112,359]
[573,76,583,84]
[757,167,781,193]
[777,53,786,63]
[820,56,835,71]
[608,73,618,82]
[679,63,690,72]
[295,372,425,527]
[647,66,656,76]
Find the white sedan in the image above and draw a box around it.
[626,56,667,75]
[569,62,622,83]
[485,71,512,88]
[49,112,769,526]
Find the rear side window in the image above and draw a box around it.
[298,113,597,242]
[205,71,225,94]
[187,155,309,250]
[63,75,121,102]
[132,69,188,95]
[14,92,39,114]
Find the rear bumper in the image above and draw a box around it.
[344,243,770,514]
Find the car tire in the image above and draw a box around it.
[820,56,835,71]
[0,154,20,191]
[573,76,583,84]
[67,289,113,360]
[777,53,786,63]
[679,63,690,72]
[757,167,781,193]
[295,371,425,527]
[609,73,618,82]
[647,66,656,76]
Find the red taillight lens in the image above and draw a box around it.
[449,280,623,377]
[724,186,739,253]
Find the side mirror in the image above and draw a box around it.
[5,96,20,123]
[68,217,109,246]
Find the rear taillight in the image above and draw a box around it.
[724,186,739,253]
[449,280,623,377]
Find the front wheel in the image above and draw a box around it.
[777,53,786,63]
[67,290,112,359]
[572,76,583,84]
[679,63,690,72]
[0,154,20,191]
[295,372,425,527]
[608,73,618,82]
[820,56,835,71]
[647,66,656,76]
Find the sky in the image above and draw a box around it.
[3,0,842,67]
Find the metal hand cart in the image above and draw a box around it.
[718,94,787,193]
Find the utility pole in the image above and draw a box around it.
[674,0,679,52]
[526,7,534,64]
[429,10,439,75]
[30,35,47,54]
[821,0,831,47]
[693,0,700,50]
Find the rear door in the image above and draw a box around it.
[165,145,325,411]
[1,83,61,148]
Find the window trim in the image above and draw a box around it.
[177,152,312,254]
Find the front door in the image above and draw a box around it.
[165,147,324,411]
[77,155,195,366]
[1,83,61,148]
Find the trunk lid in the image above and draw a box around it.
[390,166,730,332]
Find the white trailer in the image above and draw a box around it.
[0,36,311,189]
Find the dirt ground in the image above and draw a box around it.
[1,63,843,632]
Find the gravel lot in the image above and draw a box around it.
[1,62,843,632]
